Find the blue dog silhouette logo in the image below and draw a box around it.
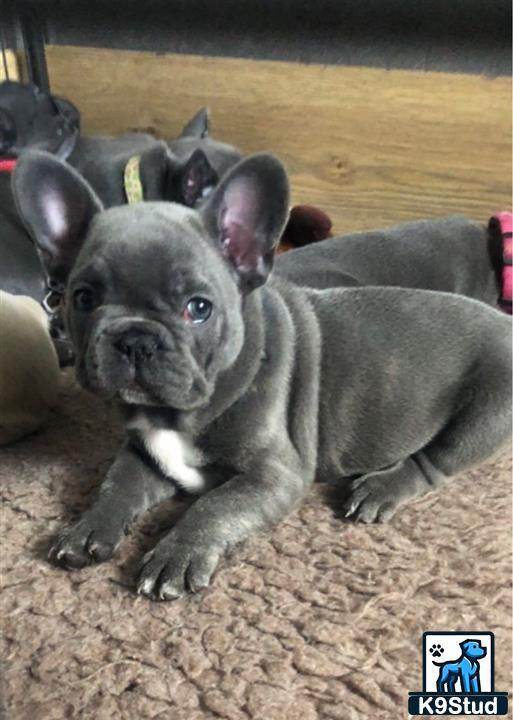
[433,638,486,694]
[408,631,508,715]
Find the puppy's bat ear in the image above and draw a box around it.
[180,107,210,139]
[12,150,102,285]
[201,153,290,291]
[140,145,217,207]
[177,149,218,207]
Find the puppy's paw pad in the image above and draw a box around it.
[429,644,444,657]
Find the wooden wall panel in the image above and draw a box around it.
[0,50,19,81]
[46,46,511,235]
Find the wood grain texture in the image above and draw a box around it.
[46,45,511,235]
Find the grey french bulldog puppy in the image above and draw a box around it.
[68,107,242,209]
[277,215,503,307]
[13,149,512,601]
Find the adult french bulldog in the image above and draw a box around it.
[68,107,242,209]
[13,150,512,600]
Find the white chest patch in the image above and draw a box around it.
[127,413,205,493]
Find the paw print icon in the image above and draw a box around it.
[429,643,444,658]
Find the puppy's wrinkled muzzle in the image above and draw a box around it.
[79,315,210,409]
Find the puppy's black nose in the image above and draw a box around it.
[114,330,161,362]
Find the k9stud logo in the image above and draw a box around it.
[408,632,508,715]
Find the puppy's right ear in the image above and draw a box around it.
[12,150,102,285]
[201,153,290,291]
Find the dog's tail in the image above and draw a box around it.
[431,660,447,666]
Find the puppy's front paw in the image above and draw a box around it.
[136,534,221,601]
[342,474,401,524]
[49,516,121,570]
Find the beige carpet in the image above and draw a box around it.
[1,373,511,720]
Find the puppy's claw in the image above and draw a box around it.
[137,577,157,598]
[342,492,368,518]
[343,501,359,518]
[137,575,182,602]
[50,545,89,570]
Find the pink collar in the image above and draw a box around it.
[0,158,17,173]
[490,211,512,314]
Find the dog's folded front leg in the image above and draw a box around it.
[49,443,177,570]
[136,458,309,600]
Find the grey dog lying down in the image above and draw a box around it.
[13,150,512,600]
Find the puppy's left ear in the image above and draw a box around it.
[12,150,102,285]
[180,107,210,138]
[201,153,290,291]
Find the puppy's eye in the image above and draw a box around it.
[183,297,212,324]
[73,288,98,312]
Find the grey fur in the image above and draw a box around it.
[276,215,501,306]
[68,107,242,209]
[13,150,512,601]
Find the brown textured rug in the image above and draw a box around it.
[1,373,511,720]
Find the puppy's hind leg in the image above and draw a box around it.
[344,346,512,523]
